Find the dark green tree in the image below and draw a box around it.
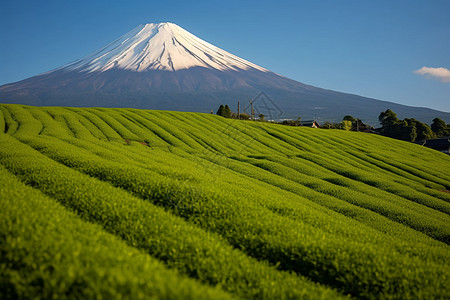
[379,109,400,139]
[408,124,418,142]
[342,116,369,131]
[378,110,437,142]
[239,113,250,120]
[379,109,399,127]
[321,121,340,129]
[353,118,369,131]
[431,118,449,137]
[259,114,265,122]
[343,115,356,122]
[393,119,416,142]
[404,118,435,141]
[216,105,225,117]
[223,105,232,118]
[379,110,417,141]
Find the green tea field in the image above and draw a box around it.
[1,104,449,299]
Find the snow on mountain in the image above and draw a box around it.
[62,22,268,73]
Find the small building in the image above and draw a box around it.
[362,127,380,134]
[300,120,320,128]
[422,138,450,154]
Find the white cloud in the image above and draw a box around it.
[414,66,450,83]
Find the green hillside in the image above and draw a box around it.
[1,104,449,300]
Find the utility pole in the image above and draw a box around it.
[237,101,240,119]
[249,99,254,121]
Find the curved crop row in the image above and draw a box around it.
[0,133,342,300]
[0,165,231,300]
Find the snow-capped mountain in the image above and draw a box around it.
[62,22,267,73]
[1,22,449,125]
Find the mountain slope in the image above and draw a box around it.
[1,22,449,125]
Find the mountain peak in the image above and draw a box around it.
[61,22,267,73]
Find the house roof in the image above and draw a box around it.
[300,120,319,126]
[424,138,450,147]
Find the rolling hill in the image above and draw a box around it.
[1,104,450,299]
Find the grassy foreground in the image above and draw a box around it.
[1,104,449,299]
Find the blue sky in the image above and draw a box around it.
[1,0,449,112]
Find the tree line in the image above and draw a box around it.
[216,104,257,120]
[379,109,449,142]
[321,116,372,131]
[215,104,450,141]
